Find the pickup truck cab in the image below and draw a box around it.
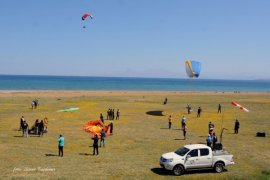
[160,144,234,176]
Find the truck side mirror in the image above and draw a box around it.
[186,155,191,159]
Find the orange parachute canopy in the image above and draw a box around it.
[83,120,110,137]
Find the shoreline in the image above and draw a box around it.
[0,90,269,97]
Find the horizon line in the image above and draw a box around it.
[0,74,268,81]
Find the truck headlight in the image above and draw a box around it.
[167,158,173,162]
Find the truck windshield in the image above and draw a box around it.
[175,147,190,156]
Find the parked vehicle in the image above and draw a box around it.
[160,144,234,176]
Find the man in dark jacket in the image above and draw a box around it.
[100,129,106,147]
[234,119,240,134]
[38,120,44,137]
[92,134,99,155]
[197,107,202,117]
[20,116,24,130]
[109,121,113,134]
[218,104,222,114]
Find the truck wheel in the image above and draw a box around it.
[173,165,184,176]
[214,162,224,173]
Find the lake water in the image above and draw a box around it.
[0,75,269,92]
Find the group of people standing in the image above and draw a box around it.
[106,108,120,120]
[58,128,108,157]
[167,103,240,146]
[91,128,106,155]
[19,116,48,137]
[32,119,45,136]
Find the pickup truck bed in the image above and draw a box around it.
[213,150,231,156]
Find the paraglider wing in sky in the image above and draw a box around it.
[185,60,201,78]
[82,13,93,20]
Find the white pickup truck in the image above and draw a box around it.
[160,144,234,176]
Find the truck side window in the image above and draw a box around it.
[200,148,209,156]
[188,149,198,157]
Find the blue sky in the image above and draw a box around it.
[0,0,269,79]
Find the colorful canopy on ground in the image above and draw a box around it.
[58,107,80,112]
[83,120,110,137]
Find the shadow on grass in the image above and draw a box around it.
[198,136,207,138]
[151,168,173,176]
[151,167,228,176]
[185,169,228,175]
[173,129,183,131]
[45,154,58,157]
[174,138,185,140]
[29,135,41,137]
[79,153,93,156]
[146,111,164,116]
[13,136,23,138]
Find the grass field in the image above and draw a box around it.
[0,91,269,179]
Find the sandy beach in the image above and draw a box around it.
[0,90,269,98]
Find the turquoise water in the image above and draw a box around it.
[0,75,269,92]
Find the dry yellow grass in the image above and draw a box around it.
[0,91,269,179]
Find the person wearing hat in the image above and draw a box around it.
[58,134,64,157]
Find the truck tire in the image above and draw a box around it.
[173,165,184,176]
[214,162,224,173]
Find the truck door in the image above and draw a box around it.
[185,149,199,169]
[198,148,212,168]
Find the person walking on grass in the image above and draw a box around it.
[22,121,29,138]
[181,116,186,129]
[197,107,202,117]
[218,104,222,114]
[109,121,113,134]
[183,126,187,140]
[186,104,192,114]
[100,129,106,147]
[100,113,104,123]
[19,116,25,131]
[164,97,168,105]
[112,109,115,120]
[168,115,172,129]
[234,119,240,134]
[107,109,110,120]
[58,134,64,157]
[92,134,99,155]
[116,109,120,120]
